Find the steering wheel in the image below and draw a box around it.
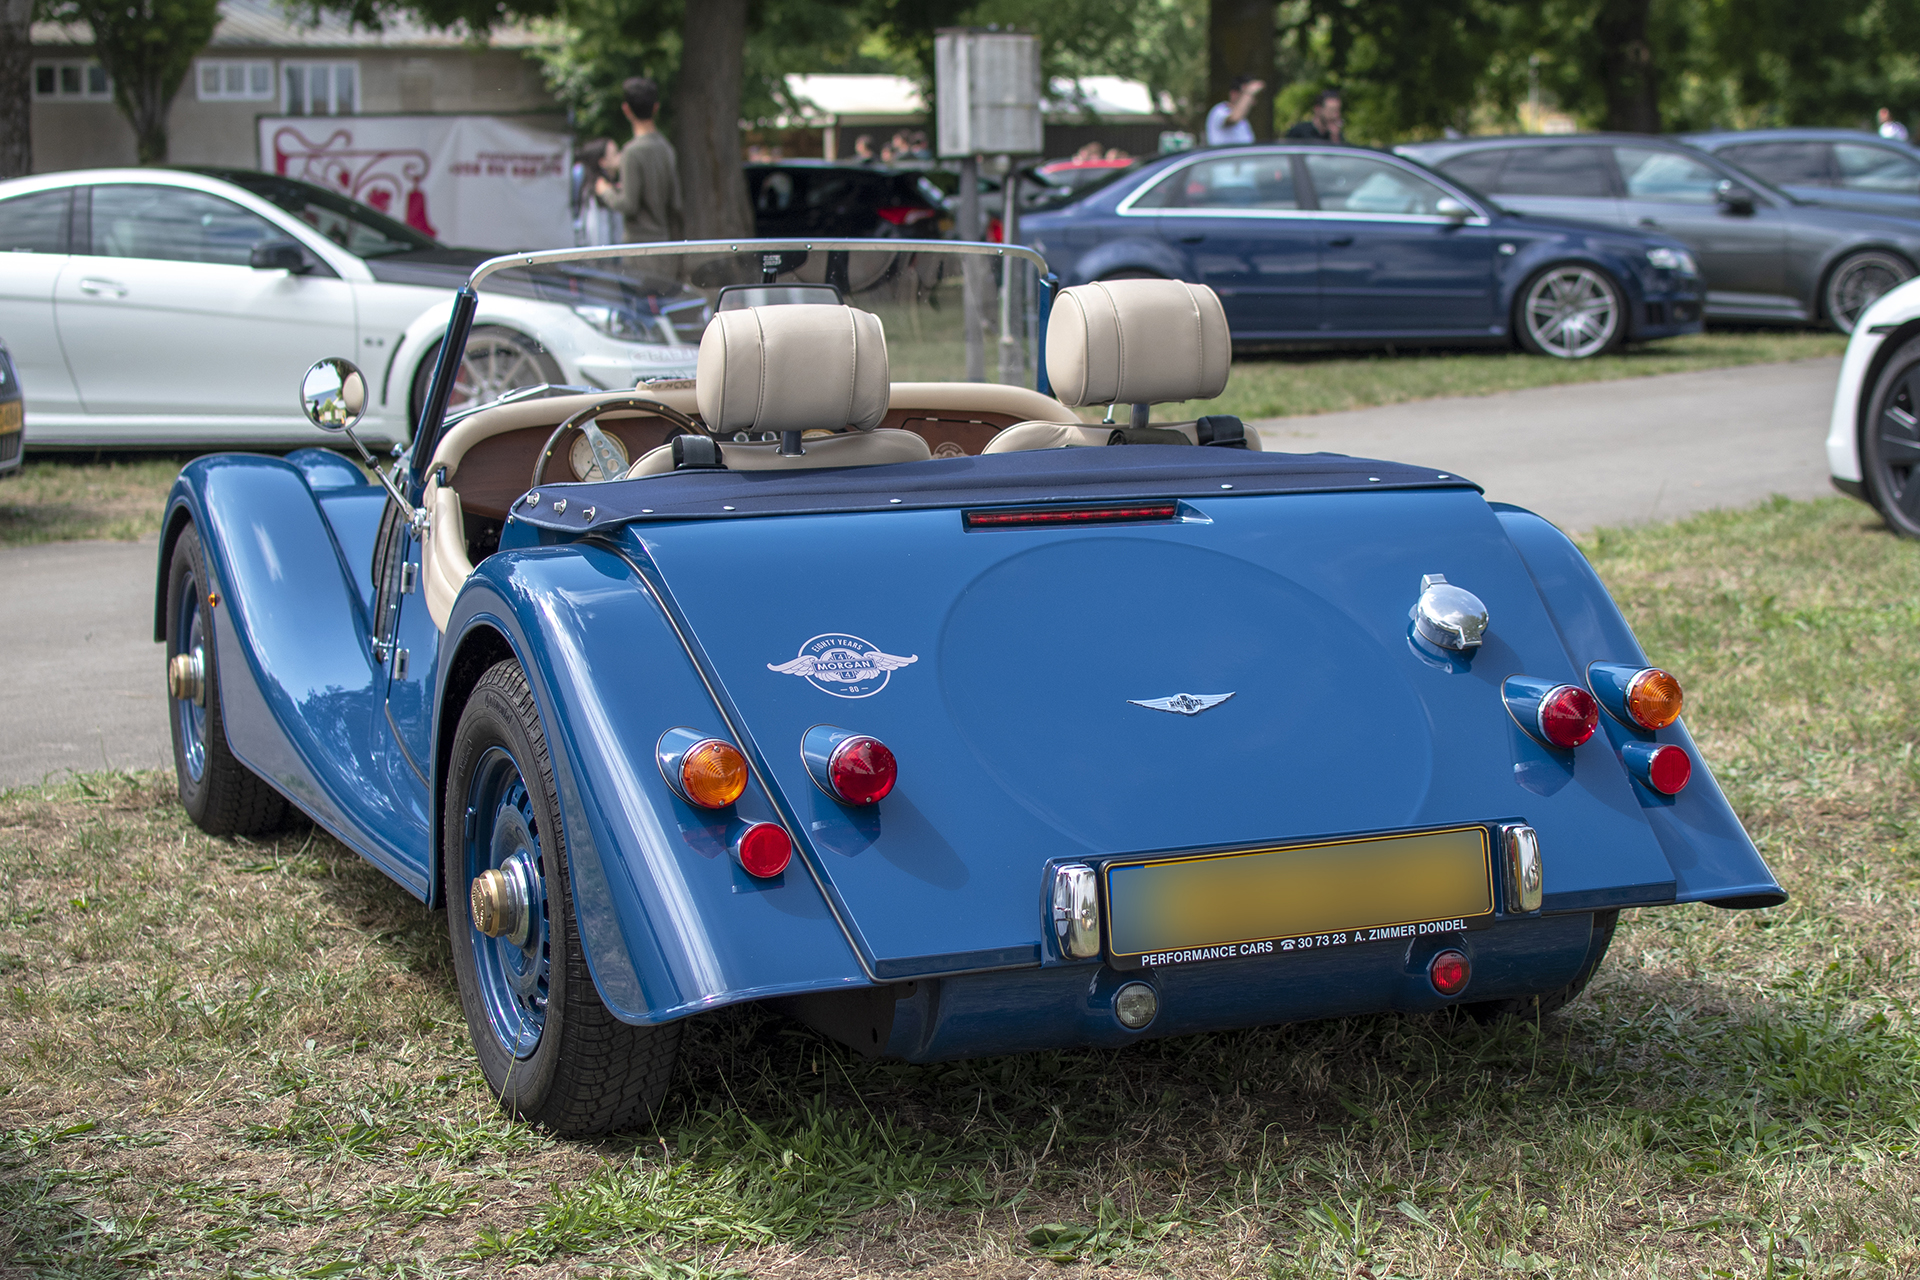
[532,396,705,490]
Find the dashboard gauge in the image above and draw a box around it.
[569,429,630,480]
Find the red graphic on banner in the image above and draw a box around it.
[271,126,439,237]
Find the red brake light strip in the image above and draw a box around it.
[964,501,1179,530]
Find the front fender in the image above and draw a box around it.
[441,544,870,1026]
[1495,505,1785,908]
[158,455,427,894]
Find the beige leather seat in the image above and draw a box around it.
[983,278,1258,452]
[627,303,931,477]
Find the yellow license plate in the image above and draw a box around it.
[0,401,19,432]
[1104,826,1494,966]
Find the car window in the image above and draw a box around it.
[1716,142,1832,186]
[1834,143,1920,193]
[754,169,798,215]
[1614,147,1722,203]
[0,189,71,253]
[214,172,437,257]
[90,185,283,265]
[1132,155,1298,210]
[1478,146,1614,197]
[1303,154,1451,215]
[1433,150,1506,195]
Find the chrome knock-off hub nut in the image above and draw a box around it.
[167,650,205,705]
[470,862,534,946]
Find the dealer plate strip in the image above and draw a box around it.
[1103,825,1494,964]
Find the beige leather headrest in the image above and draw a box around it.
[696,304,890,433]
[1046,279,1230,408]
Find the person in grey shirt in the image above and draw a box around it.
[595,77,683,243]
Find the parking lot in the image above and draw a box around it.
[0,352,1842,789]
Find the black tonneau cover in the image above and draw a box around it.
[508,445,1479,534]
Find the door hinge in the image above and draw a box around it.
[400,562,418,594]
[392,648,409,680]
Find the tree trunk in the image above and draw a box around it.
[1208,0,1276,142]
[117,74,172,165]
[675,0,752,239]
[0,0,32,178]
[1596,0,1660,133]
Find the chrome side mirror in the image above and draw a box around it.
[301,357,367,432]
[1435,197,1472,221]
[299,357,428,537]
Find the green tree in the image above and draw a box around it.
[38,0,220,163]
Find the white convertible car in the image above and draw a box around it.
[0,167,704,447]
[1828,275,1920,536]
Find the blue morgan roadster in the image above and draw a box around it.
[157,239,1783,1135]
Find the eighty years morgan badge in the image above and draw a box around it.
[768,633,918,698]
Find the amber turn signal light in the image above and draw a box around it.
[657,728,749,809]
[1625,668,1684,730]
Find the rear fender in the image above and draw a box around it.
[440,544,870,1026]
[157,455,427,894]
[1495,505,1785,907]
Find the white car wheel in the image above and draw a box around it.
[415,325,562,419]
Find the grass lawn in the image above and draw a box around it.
[3,495,1918,1277]
[0,455,191,548]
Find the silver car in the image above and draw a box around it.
[1398,133,1920,333]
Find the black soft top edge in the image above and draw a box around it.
[507,445,1480,534]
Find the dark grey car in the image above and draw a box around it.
[1396,133,1920,332]
[1681,128,1920,222]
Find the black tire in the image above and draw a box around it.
[1463,910,1617,1024]
[444,660,680,1135]
[1860,334,1920,537]
[1823,250,1913,335]
[1514,263,1625,359]
[164,525,288,836]
[411,325,563,423]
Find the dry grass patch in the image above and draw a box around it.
[4,496,1920,1278]
[0,456,194,547]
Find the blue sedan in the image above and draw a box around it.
[1021,143,1705,359]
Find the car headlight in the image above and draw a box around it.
[571,303,669,344]
[1646,247,1698,276]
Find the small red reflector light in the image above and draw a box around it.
[964,502,1179,529]
[828,736,897,806]
[1537,684,1599,749]
[1646,744,1691,795]
[1429,949,1470,996]
[735,822,791,878]
[875,205,935,227]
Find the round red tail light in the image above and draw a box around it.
[828,736,897,806]
[1429,949,1470,996]
[1537,684,1599,749]
[735,822,792,878]
[1625,741,1692,795]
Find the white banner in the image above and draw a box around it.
[257,115,572,251]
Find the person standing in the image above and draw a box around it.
[1286,90,1344,142]
[1879,107,1910,142]
[1205,76,1265,146]
[573,138,622,246]
[595,77,683,243]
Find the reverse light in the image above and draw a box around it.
[1589,663,1685,730]
[801,725,897,805]
[657,727,749,809]
[1504,677,1598,749]
[1622,741,1692,795]
[1113,981,1158,1029]
[734,822,792,877]
[964,501,1179,529]
[1429,949,1471,996]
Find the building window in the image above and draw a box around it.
[197,60,275,102]
[32,61,111,101]
[283,62,358,116]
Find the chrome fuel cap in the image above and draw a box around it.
[1413,573,1488,651]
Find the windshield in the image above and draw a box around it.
[193,168,441,258]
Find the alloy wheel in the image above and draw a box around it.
[1826,252,1912,334]
[1522,266,1620,359]
[449,333,553,411]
